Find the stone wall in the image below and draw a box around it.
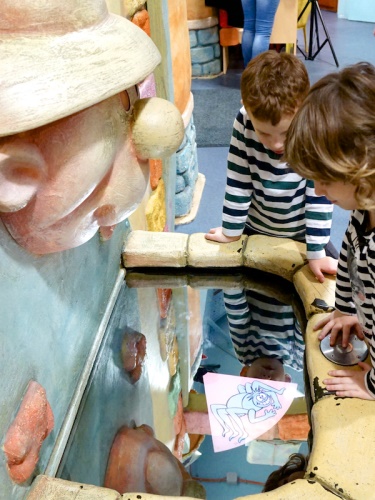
[189,18,222,77]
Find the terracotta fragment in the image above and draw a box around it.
[150,159,163,190]
[121,330,147,383]
[3,381,54,484]
[157,288,172,319]
[132,8,151,36]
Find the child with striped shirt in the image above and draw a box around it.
[205,50,338,282]
[284,62,375,400]
[223,287,304,380]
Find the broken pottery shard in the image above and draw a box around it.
[3,380,54,484]
[121,330,147,383]
[157,288,172,319]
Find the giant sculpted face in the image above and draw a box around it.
[0,0,184,254]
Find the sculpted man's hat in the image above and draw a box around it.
[0,0,161,137]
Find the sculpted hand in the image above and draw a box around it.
[323,362,375,400]
[314,310,364,348]
[205,227,241,244]
[308,256,338,283]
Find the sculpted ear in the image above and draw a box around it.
[0,140,46,212]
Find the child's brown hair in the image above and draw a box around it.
[263,453,308,492]
[284,62,375,209]
[240,51,310,126]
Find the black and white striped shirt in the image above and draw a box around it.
[224,288,304,371]
[222,108,334,260]
[335,210,375,396]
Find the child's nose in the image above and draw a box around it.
[272,137,284,151]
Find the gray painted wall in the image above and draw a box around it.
[0,218,131,499]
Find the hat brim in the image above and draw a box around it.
[0,14,161,137]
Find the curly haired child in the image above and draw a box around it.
[284,62,375,400]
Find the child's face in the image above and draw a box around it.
[241,357,291,382]
[248,111,295,155]
[314,180,358,210]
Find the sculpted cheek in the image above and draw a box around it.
[93,140,150,227]
[0,141,46,212]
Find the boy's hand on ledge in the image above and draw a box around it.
[324,362,375,400]
[314,310,364,348]
[308,256,338,283]
[205,227,241,244]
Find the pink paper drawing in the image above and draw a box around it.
[203,372,297,452]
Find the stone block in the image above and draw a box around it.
[192,63,203,77]
[189,29,198,47]
[178,132,188,151]
[214,42,221,58]
[188,272,243,289]
[186,121,197,146]
[202,58,221,75]
[123,230,188,268]
[293,265,335,319]
[243,235,306,282]
[191,45,214,64]
[188,17,218,30]
[187,233,247,267]
[27,475,121,499]
[176,174,186,194]
[175,184,194,217]
[197,26,219,45]
[235,478,336,499]
[183,161,198,187]
[308,397,375,498]
[176,146,190,174]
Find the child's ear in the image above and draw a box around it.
[284,373,292,383]
[0,140,46,212]
[240,366,249,377]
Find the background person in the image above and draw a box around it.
[241,0,280,66]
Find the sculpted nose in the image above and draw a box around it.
[94,204,116,227]
[131,97,184,160]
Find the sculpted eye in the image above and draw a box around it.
[120,86,139,113]
[120,91,130,111]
